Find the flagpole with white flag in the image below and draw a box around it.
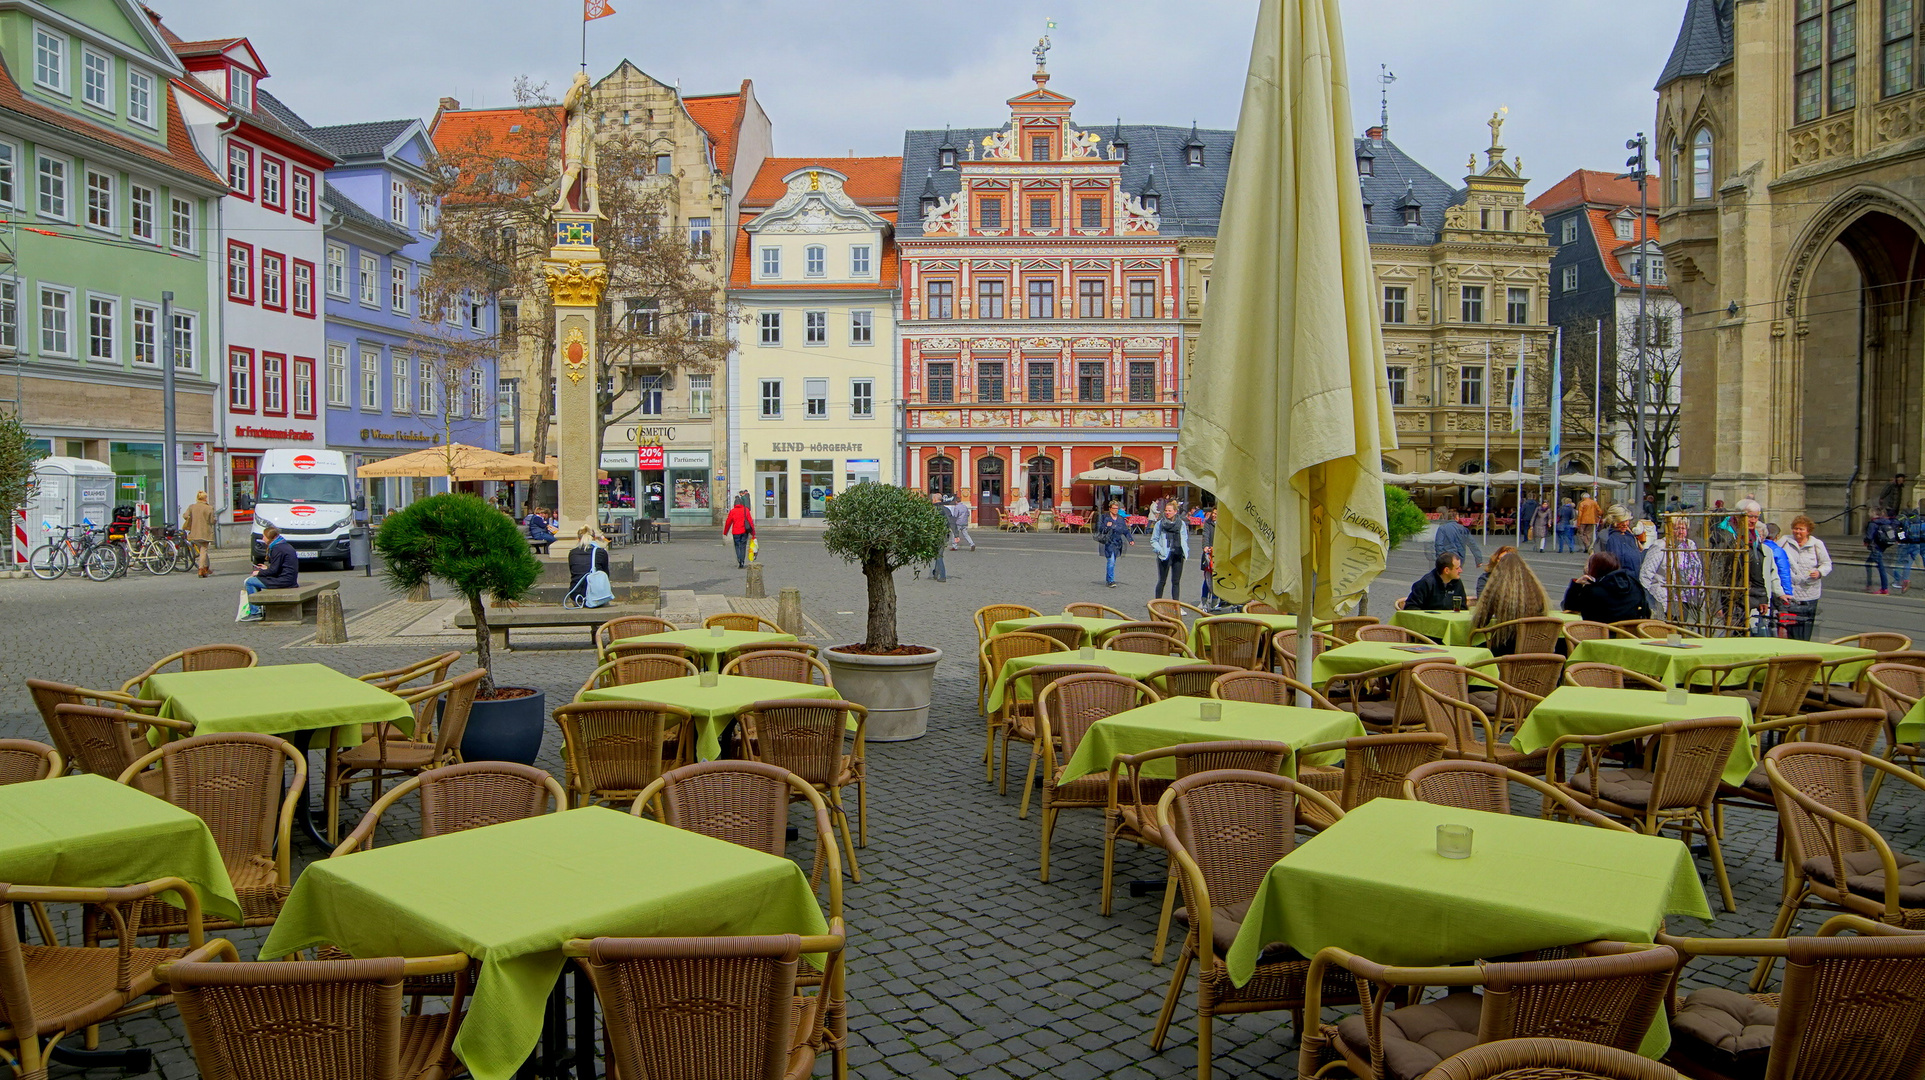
[1550,326,1564,543]
[1482,341,1491,544]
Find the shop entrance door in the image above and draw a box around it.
[754,461,788,521]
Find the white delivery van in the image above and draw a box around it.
[249,449,355,569]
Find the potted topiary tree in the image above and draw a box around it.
[373,493,546,764]
[820,483,949,741]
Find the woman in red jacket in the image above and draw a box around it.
[723,495,755,568]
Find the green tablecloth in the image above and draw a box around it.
[610,628,798,671]
[1567,638,1875,689]
[1310,642,1493,688]
[984,649,1198,713]
[1058,698,1367,784]
[1226,799,1710,1055]
[259,807,828,1080]
[0,773,244,924]
[1894,698,1925,746]
[1188,613,1299,655]
[1392,609,1580,647]
[145,663,415,750]
[989,615,1122,644]
[580,675,841,761]
[1512,687,1757,786]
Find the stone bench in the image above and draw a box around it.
[250,580,340,625]
[454,605,657,650]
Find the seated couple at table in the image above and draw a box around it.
[1402,547,1557,657]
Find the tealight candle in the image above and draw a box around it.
[1666,632,1682,647]
[1665,683,1689,706]
[1436,824,1473,859]
[699,672,718,688]
[1079,646,1096,660]
[1198,701,1223,722]
[711,626,726,638]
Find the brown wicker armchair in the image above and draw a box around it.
[738,698,868,883]
[104,732,305,943]
[1151,664,1243,699]
[1715,707,1887,819]
[1562,620,1616,644]
[1356,624,1436,645]
[1149,769,1352,1080]
[1467,653,1566,729]
[118,644,258,695]
[358,651,462,691]
[604,639,699,668]
[705,612,785,634]
[1321,616,1381,643]
[2,877,222,1079]
[0,738,60,784]
[334,761,567,855]
[1806,638,1920,710]
[593,615,675,659]
[1403,760,1636,831]
[979,631,1069,780]
[1066,601,1130,620]
[1409,663,1550,772]
[635,761,843,909]
[1626,620,1701,639]
[161,939,471,1080]
[1865,662,1925,800]
[1105,632,1197,658]
[1102,741,1291,966]
[1194,617,1271,670]
[47,702,194,794]
[720,640,820,670]
[1148,599,1209,634]
[551,701,693,810]
[1272,629,1342,679]
[1245,601,1282,614]
[1694,654,1824,726]
[1000,664,1107,808]
[1430,1038,1684,1080]
[1549,717,1745,911]
[1298,942,1679,1080]
[576,653,700,697]
[1322,662,1421,732]
[1021,622,1089,649]
[1295,732,1449,830]
[1034,673,1160,881]
[722,649,835,686]
[974,603,1041,640]
[1562,662,1668,690]
[324,668,486,847]
[1096,620,1187,645]
[28,678,173,778]
[1210,670,1339,710]
[1468,616,1567,656]
[565,924,847,1080]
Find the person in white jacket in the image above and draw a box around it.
[1778,515,1833,640]
[1640,516,1707,624]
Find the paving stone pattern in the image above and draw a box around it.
[5,527,1924,1078]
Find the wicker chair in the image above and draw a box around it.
[334,761,567,855]
[1694,654,1824,726]
[118,644,258,695]
[1295,732,1449,830]
[980,631,1069,779]
[1210,671,1340,710]
[974,603,1041,640]
[2,877,222,1079]
[1409,663,1551,772]
[1194,617,1271,670]
[1298,942,1679,1080]
[722,649,835,687]
[1323,662,1423,732]
[1151,664,1244,699]
[720,640,820,669]
[1715,708,1887,820]
[635,761,843,904]
[1356,624,1436,645]
[1272,628,1342,667]
[1604,621,1650,638]
[1662,913,1925,1080]
[1562,662,1668,690]
[705,612,785,633]
[1149,769,1352,1080]
[1034,674,1160,881]
[1427,1038,1683,1080]
[0,738,60,783]
[1001,664,1107,808]
[1105,632,1196,658]
[1465,617,1565,657]
[551,701,693,809]
[1806,637,1920,709]
[1245,601,1282,614]
[103,732,305,943]
[324,668,486,847]
[1467,653,1566,731]
[1322,616,1381,643]
[1626,620,1701,639]
[1865,662,1925,799]
[1549,717,1745,911]
[603,640,699,668]
[358,651,462,694]
[593,615,676,659]
[565,925,847,1080]
[1104,742,1292,965]
[1096,620,1186,645]
[1148,599,1209,634]
[162,940,471,1080]
[1403,760,1636,831]
[28,679,173,780]
[576,653,700,696]
[1019,622,1087,649]
[47,702,193,793]
[1066,602,1130,620]
[1562,620,1615,644]
[738,698,868,883]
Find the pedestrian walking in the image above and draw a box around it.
[183,490,216,577]
[945,494,976,551]
[1149,501,1189,599]
[1574,494,1600,552]
[1879,473,1909,515]
[1097,501,1131,587]
[928,493,948,582]
[1896,503,1925,593]
[1779,515,1832,641]
[722,494,755,569]
[1532,499,1552,552]
[1597,505,1645,578]
[1517,493,1539,547]
[1555,497,1576,552]
[1431,515,1482,571]
[1863,506,1895,594]
[1198,508,1218,609]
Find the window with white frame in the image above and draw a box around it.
[84,170,111,230]
[1561,218,1579,244]
[228,67,252,111]
[38,286,71,356]
[688,373,711,417]
[759,311,780,345]
[359,254,378,304]
[360,347,380,409]
[0,143,15,207]
[687,217,711,254]
[33,27,64,92]
[260,253,284,309]
[760,379,782,418]
[466,294,483,331]
[1386,364,1407,405]
[0,282,17,351]
[390,179,407,225]
[126,69,153,127]
[291,170,312,217]
[417,361,434,416]
[804,378,828,418]
[293,357,313,416]
[638,376,663,415]
[292,262,313,314]
[36,155,67,219]
[130,303,156,365]
[326,343,347,406]
[227,144,250,198]
[1561,265,1579,293]
[850,245,871,276]
[805,310,827,345]
[228,349,253,410]
[688,309,712,338]
[80,49,110,110]
[170,312,195,371]
[261,354,284,413]
[805,245,826,276]
[129,184,155,243]
[850,309,873,344]
[259,158,282,208]
[390,263,408,313]
[392,354,411,412]
[760,247,780,278]
[470,367,487,418]
[86,296,113,361]
[851,378,874,418]
[326,245,347,296]
[169,197,194,252]
[226,243,252,301]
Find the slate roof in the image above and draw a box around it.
[1356,132,1465,246]
[305,119,415,160]
[227,87,337,164]
[255,88,313,133]
[895,123,1235,238]
[1656,0,1734,89]
[321,182,412,248]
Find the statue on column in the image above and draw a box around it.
[552,71,602,218]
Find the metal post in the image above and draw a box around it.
[1625,134,1650,514]
[1482,341,1491,543]
[160,291,177,527]
[1593,317,1602,502]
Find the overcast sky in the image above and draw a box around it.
[163,0,1685,197]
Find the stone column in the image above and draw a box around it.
[542,214,610,539]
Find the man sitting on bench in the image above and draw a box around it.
[241,525,299,622]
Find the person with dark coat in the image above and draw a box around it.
[1560,551,1650,624]
[1098,501,1133,588]
[523,508,556,546]
[1403,552,1468,611]
[1595,507,1645,577]
[241,526,298,621]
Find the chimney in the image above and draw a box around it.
[1365,126,1385,141]
[438,97,461,113]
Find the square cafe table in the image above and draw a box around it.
[580,674,841,761]
[1310,641,1493,688]
[1057,697,1368,785]
[989,615,1122,644]
[144,663,416,750]
[1187,612,1300,655]
[610,628,798,671]
[258,807,828,1080]
[984,648,1200,713]
[1392,609,1581,647]
[1511,686,1757,786]
[1226,798,1711,1056]
[0,773,245,924]
[1568,638,1875,689]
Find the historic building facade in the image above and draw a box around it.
[728,158,900,522]
[1656,0,1925,525]
[894,54,1230,522]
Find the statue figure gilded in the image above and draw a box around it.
[552,71,602,218]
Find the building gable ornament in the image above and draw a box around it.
[1064,127,1102,159]
[1020,337,1062,350]
[921,192,964,236]
[982,128,1021,160]
[1117,191,1160,234]
[754,170,887,235]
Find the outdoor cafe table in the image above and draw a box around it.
[984,648,1201,713]
[1056,697,1367,784]
[0,773,245,925]
[1309,642,1493,687]
[610,628,798,671]
[1568,637,1874,689]
[989,615,1122,644]
[143,663,416,749]
[1225,798,1711,1056]
[1511,686,1758,786]
[580,674,841,761]
[1187,612,1299,655]
[1391,608,1581,647]
[258,807,828,1080]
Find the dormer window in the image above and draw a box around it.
[1612,212,1634,240]
[1402,206,1421,226]
[1113,140,1128,164]
[229,67,253,111]
[1142,190,1160,214]
[1186,144,1203,167]
[919,170,939,218]
[939,146,956,169]
[1356,146,1375,176]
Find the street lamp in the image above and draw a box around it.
[1623,133,1650,514]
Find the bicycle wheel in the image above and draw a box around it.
[172,538,194,573]
[81,545,119,581]
[27,544,68,580]
[138,541,173,575]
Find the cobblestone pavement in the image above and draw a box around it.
[5,527,1925,1078]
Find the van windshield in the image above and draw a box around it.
[258,474,350,504]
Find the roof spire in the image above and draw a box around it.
[1379,65,1396,134]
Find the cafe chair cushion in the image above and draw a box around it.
[1336,990,1485,1080]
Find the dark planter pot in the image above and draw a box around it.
[460,688,546,766]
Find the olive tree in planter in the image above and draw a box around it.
[374,493,546,764]
[820,484,949,741]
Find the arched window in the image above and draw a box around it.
[1026,455,1056,508]
[1691,128,1714,200]
[926,455,954,497]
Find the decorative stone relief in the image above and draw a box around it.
[921,337,963,350]
[1020,337,1062,350]
[922,410,960,427]
[1074,410,1109,427]
[921,192,963,235]
[1064,128,1102,159]
[981,128,1020,160]
[1117,192,1160,234]
[1872,97,1925,145]
[1023,410,1061,427]
[970,410,1016,428]
[1121,336,1163,351]
[1122,410,1163,428]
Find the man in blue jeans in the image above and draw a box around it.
[1098,502,1132,588]
[241,525,299,621]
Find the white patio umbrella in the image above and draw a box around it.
[1076,466,1140,483]
[1559,472,1626,488]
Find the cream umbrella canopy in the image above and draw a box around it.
[1177,0,1395,673]
[354,443,524,479]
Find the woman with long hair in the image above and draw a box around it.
[1474,545,1517,597]
[1468,549,1549,656]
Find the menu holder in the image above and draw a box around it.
[1392,645,1447,654]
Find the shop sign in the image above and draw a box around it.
[599,451,637,470]
[772,442,865,454]
[359,429,436,443]
[235,425,315,440]
[620,424,691,445]
[178,442,206,463]
[667,451,709,469]
[637,446,666,469]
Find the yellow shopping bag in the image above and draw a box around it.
[747,536,759,562]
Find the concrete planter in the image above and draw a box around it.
[822,646,943,742]
[460,688,546,766]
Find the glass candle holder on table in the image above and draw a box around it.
[1079,646,1095,660]
[1198,701,1223,722]
[1436,824,1473,859]
[711,626,726,638]
[699,671,719,688]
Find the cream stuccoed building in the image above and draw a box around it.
[728,160,902,522]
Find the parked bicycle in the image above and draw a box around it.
[27,522,122,581]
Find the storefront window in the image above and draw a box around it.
[667,451,711,520]
[801,458,834,518]
[229,453,259,522]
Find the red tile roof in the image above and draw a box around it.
[1529,169,1647,213]
[729,207,899,290]
[681,87,744,175]
[429,105,561,158]
[1586,207,1666,290]
[0,54,222,189]
[741,156,902,208]
[170,38,241,57]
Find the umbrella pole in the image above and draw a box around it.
[1296,562,1316,709]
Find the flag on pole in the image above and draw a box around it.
[585,0,615,19]
[1548,330,1564,463]
[1508,359,1523,433]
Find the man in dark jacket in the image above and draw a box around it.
[1403,552,1467,611]
[241,526,299,621]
